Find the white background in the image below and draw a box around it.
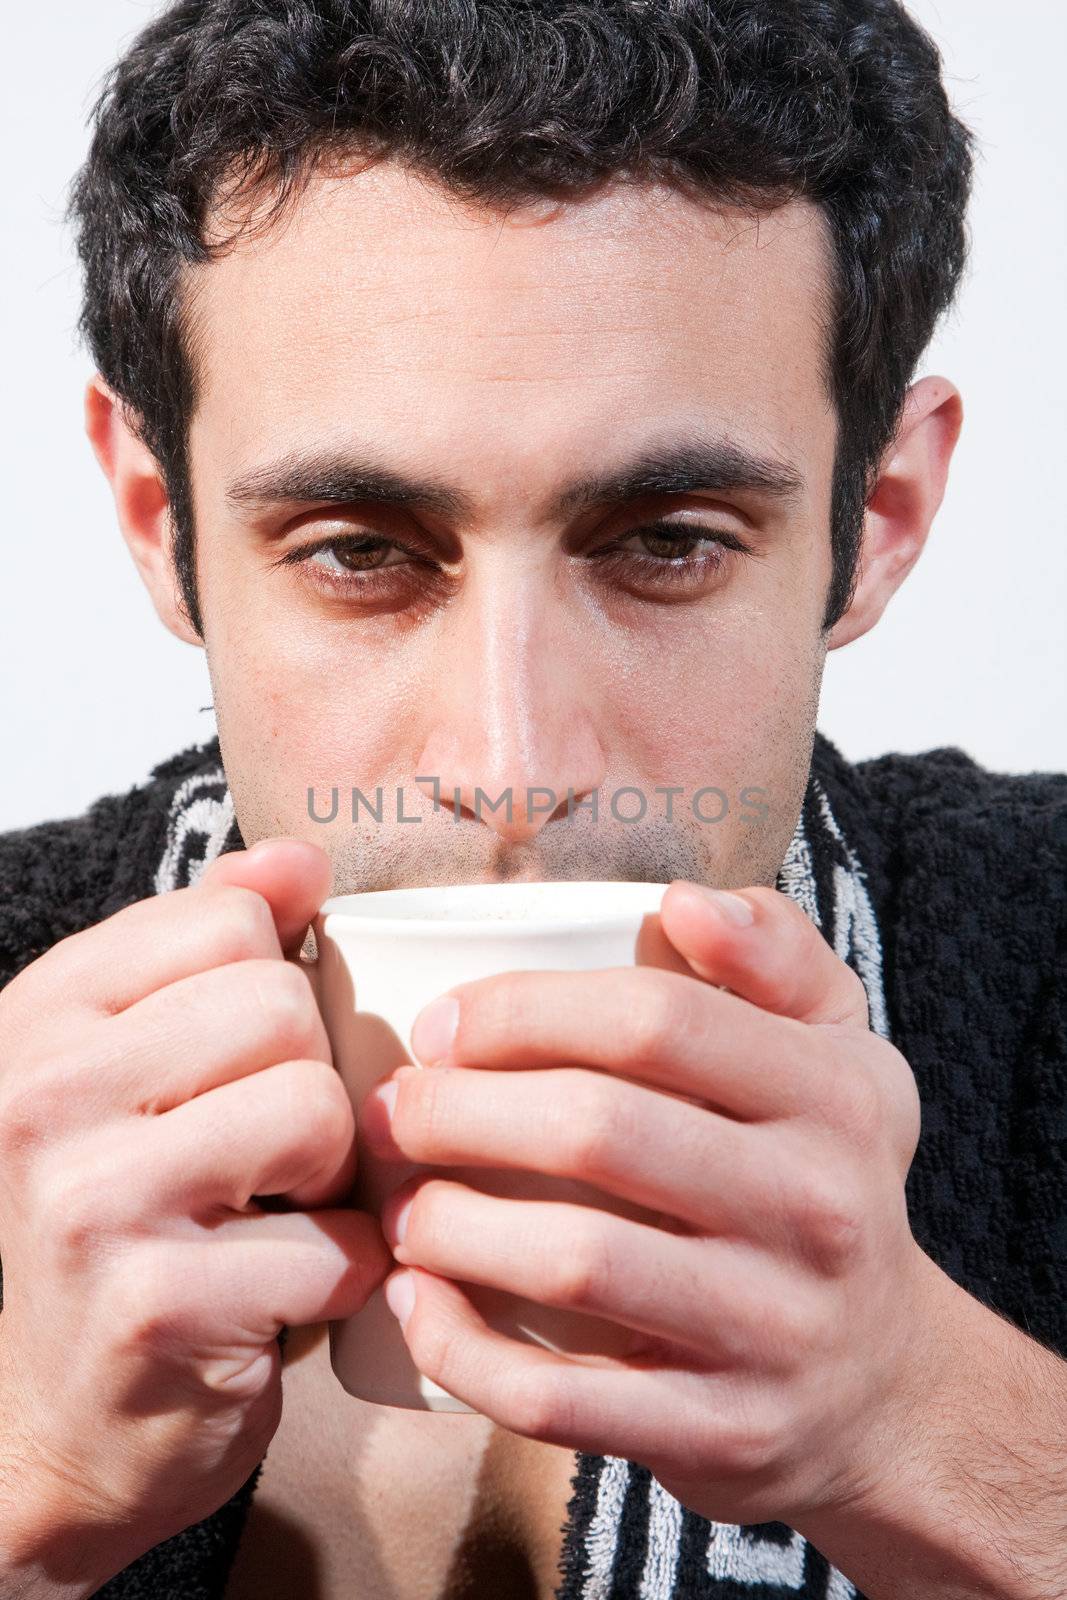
[1,1,1063,833]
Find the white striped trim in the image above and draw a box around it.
[706,1524,807,1586]
[580,1456,632,1599]
[826,1566,858,1599]
[639,1476,684,1599]
[776,810,822,929]
[152,766,235,895]
[813,781,890,1039]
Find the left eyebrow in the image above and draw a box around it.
[223,432,805,522]
[548,434,806,518]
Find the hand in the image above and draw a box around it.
[0,840,391,1592]
[360,881,943,1531]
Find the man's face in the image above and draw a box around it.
[183,163,836,893]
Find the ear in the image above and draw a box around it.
[826,375,963,650]
[84,373,202,646]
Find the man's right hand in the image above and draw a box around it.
[0,838,392,1595]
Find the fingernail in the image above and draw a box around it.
[384,1269,416,1328]
[391,1192,414,1247]
[411,995,460,1065]
[698,887,754,926]
[375,1079,399,1120]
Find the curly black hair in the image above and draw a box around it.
[69,0,975,640]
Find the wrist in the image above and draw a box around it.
[0,1553,103,1600]
[0,1326,126,1597]
[0,1471,122,1600]
[794,1258,1067,1600]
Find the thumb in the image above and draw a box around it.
[199,837,334,959]
[658,881,871,1029]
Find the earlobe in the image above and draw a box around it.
[826,375,963,651]
[83,374,202,647]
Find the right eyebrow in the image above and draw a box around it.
[225,451,474,520]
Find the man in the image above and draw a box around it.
[0,1,1064,1597]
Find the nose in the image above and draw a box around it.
[413,574,606,847]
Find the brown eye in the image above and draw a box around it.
[627,528,706,560]
[272,529,448,611]
[312,536,406,573]
[590,520,750,595]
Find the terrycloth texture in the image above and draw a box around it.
[0,730,1064,1598]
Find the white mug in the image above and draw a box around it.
[309,879,677,1412]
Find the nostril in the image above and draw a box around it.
[429,790,480,823]
[552,788,594,823]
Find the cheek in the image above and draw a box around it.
[203,570,410,802]
[606,588,821,779]
[218,658,404,776]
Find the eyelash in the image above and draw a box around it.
[273,520,750,602]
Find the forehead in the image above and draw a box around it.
[185,161,835,490]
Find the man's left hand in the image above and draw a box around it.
[358,880,964,1531]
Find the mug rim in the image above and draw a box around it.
[317,878,669,934]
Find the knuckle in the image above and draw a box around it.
[0,1075,50,1159]
[893,1071,922,1167]
[482,973,528,1047]
[626,971,686,1060]
[710,1406,783,1479]
[37,1159,115,1269]
[793,1172,864,1274]
[842,966,870,1019]
[113,1253,185,1354]
[397,1068,448,1156]
[563,1079,624,1176]
[251,960,322,1055]
[766,1290,822,1365]
[548,1218,613,1309]
[876,1045,921,1165]
[684,1381,789,1482]
[0,968,31,1045]
[502,1368,572,1443]
[405,1304,458,1387]
[0,1054,80,1160]
[206,886,278,964]
[827,1069,882,1149]
[1,941,73,1019]
[286,1059,353,1144]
